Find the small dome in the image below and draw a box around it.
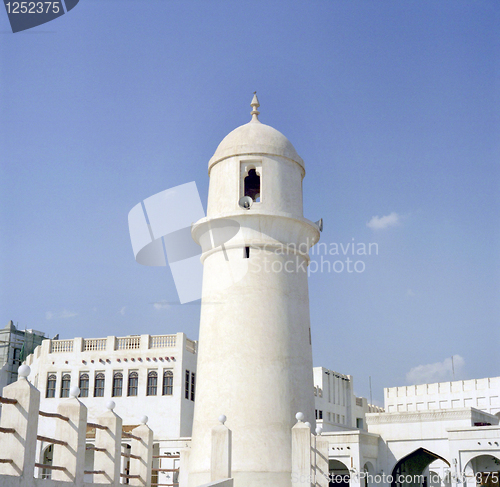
[208,95,304,173]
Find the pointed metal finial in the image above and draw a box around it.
[250,92,260,122]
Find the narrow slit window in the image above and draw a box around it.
[244,169,260,202]
[190,372,196,401]
[185,370,190,399]
[244,246,250,259]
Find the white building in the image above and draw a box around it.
[322,377,500,487]
[0,320,46,393]
[24,332,197,484]
[384,378,500,419]
[313,367,384,432]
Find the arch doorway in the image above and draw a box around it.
[392,448,450,487]
[363,461,376,487]
[329,459,350,487]
[464,455,500,487]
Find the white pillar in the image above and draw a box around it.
[315,435,329,487]
[129,420,153,487]
[211,416,231,481]
[0,367,40,478]
[93,402,122,486]
[179,448,191,487]
[52,394,87,485]
[292,415,312,487]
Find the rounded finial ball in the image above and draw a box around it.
[295,412,305,422]
[139,415,148,425]
[18,364,30,379]
[106,400,116,411]
[315,425,323,436]
[304,421,311,429]
[69,386,80,398]
[218,414,227,425]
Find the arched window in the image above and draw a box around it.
[244,168,261,201]
[147,371,158,396]
[46,374,56,398]
[40,444,53,479]
[79,373,89,397]
[162,370,173,395]
[94,372,105,397]
[60,374,71,398]
[112,372,123,397]
[128,371,138,396]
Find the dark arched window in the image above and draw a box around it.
[94,372,105,397]
[112,372,123,397]
[41,444,53,479]
[244,168,260,201]
[128,371,138,396]
[147,371,158,396]
[46,374,56,398]
[162,370,173,396]
[79,373,89,397]
[60,374,71,398]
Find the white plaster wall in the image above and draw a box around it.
[385,378,500,416]
[188,243,316,486]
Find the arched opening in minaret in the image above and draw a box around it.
[244,168,260,202]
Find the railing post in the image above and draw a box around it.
[292,412,312,487]
[178,448,190,487]
[52,387,87,486]
[0,365,39,478]
[140,334,150,351]
[74,337,84,352]
[129,416,153,486]
[106,335,116,352]
[94,400,122,486]
[314,428,329,487]
[211,414,231,481]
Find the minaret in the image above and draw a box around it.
[188,95,320,486]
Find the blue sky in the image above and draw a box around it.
[1,0,498,404]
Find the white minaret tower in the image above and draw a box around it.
[188,95,320,486]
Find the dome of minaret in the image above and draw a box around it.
[208,94,304,173]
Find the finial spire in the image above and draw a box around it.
[250,92,260,122]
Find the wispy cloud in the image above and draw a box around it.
[120,306,127,316]
[153,301,170,310]
[367,212,401,230]
[45,310,78,320]
[406,289,415,297]
[406,355,464,385]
